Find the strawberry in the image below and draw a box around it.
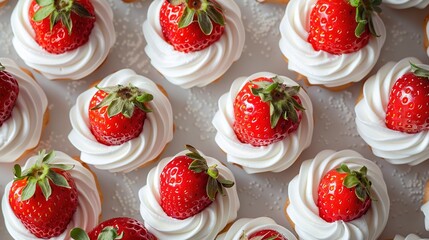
[159,145,234,219]
[233,76,305,147]
[9,150,78,238]
[385,63,429,133]
[0,63,19,127]
[241,230,287,240]
[88,84,153,146]
[307,0,381,55]
[317,164,372,222]
[70,217,157,240]
[160,0,225,53]
[29,0,95,54]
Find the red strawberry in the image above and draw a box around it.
[70,217,157,240]
[307,0,381,55]
[317,164,372,222]
[385,63,429,133]
[233,77,305,147]
[29,0,95,54]
[0,63,19,126]
[88,84,153,146]
[9,150,78,238]
[242,230,287,240]
[160,0,225,53]
[159,145,234,219]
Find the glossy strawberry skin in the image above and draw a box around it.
[28,0,95,54]
[307,0,370,55]
[159,155,212,219]
[88,89,146,146]
[0,70,19,126]
[88,217,156,240]
[233,77,303,147]
[317,169,371,222]
[159,0,224,53]
[9,170,78,238]
[385,72,429,133]
[248,229,287,240]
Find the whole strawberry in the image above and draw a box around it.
[9,150,78,238]
[233,77,305,147]
[307,0,381,55]
[29,0,95,54]
[160,0,225,53]
[160,145,234,219]
[0,63,19,126]
[70,217,156,240]
[385,63,429,133]
[317,164,372,222]
[88,84,153,146]
[241,230,287,240]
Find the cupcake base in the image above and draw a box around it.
[0,0,8,8]
[283,199,296,230]
[424,15,429,50]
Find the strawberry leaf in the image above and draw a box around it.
[122,101,135,118]
[0,63,4,71]
[107,99,125,118]
[70,228,90,240]
[47,169,71,188]
[218,177,234,188]
[98,226,124,240]
[36,0,54,7]
[61,12,73,35]
[50,11,60,31]
[168,0,185,5]
[206,177,218,200]
[206,5,224,26]
[43,150,56,164]
[189,159,208,173]
[178,7,195,29]
[197,11,213,35]
[338,164,373,202]
[21,178,37,201]
[13,164,22,179]
[38,177,52,200]
[344,175,360,188]
[71,2,94,18]
[49,164,74,171]
[410,62,429,78]
[33,4,55,22]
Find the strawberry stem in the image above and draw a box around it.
[351,0,381,37]
[336,164,372,202]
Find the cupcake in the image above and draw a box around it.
[68,69,174,173]
[421,180,429,231]
[139,145,240,239]
[216,217,297,240]
[355,57,429,165]
[143,0,245,88]
[11,0,116,80]
[286,149,390,239]
[424,16,429,57]
[0,58,48,163]
[2,150,102,239]
[212,72,313,174]
[279,0,386,90]
[393,234,426,240]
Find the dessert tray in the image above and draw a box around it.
[0,0,428,238]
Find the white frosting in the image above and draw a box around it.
[216,217,297,240]
[212,72,313,174]
[287,149,390,240]
[11,0,116,80]
[0,58,47,163]
[68,69,174,173]
[384,0,429,8]
[355,57,429,165]
[143,0,245,89]
[278,0,386,88]
[139,150,240,240]
[394,234,428,240]
[1,151,101,240]
[426,22,429,58]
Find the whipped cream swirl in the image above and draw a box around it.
[394,234,426,240]
[143,0,245,88]
[139,150,240,239]
[384,0,429,8]
[0,58,47,163]
[69,69,174,172]
[355,57,429,165]
[216,217,297,240]
[279,0,386,88]
[212,72,313,174]
[11,0,116,80]
[287,149,390,240]
[2,151,101,240]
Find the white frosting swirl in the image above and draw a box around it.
[143,0,245,89]
[216,217,297,240]
[278,0,386,88]
[212,72,313,174]
[0,58,47,163]
[11,0,116,80]
[384,0,429,8]
[355,57,429,165]
[1,151,101,240]
[394,234,427,240]
[287,149,390,240]
[68,69,174,173]
[139,150,240,240]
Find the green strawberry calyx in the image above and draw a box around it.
[70,227,124,240]
[250,76,305,129]
[13,150,74,201]
[32,0,95,34]
[410,62,429,78]
[91,84,153,119]
[168,0,225,35]
[186,144,234,201]
[336,163,372,202]
[0,63,5,72]
[239,230,280,240]
[349,0,382,37]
